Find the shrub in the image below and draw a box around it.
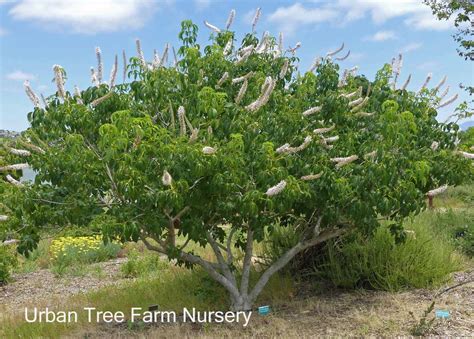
[0,245,18,284]
[317,221,463,291]
[121,249,167,278]
[416,209,474,257]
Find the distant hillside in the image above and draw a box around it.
[460,121,474,130]
[0,129,21,139]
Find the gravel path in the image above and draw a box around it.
[0,258,128,312]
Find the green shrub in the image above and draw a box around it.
[261,221,300,272]
[0,245,18,284]
[318,221,463,291]
[415,209,474,257]
[446,185,474,203]
[121,249,166,278]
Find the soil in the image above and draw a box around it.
[0,258,127,312]
[95,269,474,337]
[1,259,472,337]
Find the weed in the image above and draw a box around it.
[409,301,436,336]
[120,249,167,278]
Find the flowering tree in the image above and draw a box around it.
[1,10,473,310]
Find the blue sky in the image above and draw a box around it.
[0,0,472,131]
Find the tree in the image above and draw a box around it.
[1,14,473,311]
[424,0,473,61]
[424,0,474,105]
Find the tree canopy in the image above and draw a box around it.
[1,14,473,310]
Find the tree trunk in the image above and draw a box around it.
[141,225,347,312]
[230,294,253,312]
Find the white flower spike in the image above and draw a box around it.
[53,64,66,99]
[109,54,118,88]
[0,163,29,171]
[427,185,448,197]
[235,79,248,104]
[301,172,323,181]
[9,148,31,156]
[335,50,350,61]
[96,47,103,84]
[226,9,236,30]
[326,43,344,57]
[437,94,458,109]
[434,75,447,92]
[204,20,221,33]
[265,180,287,197]
[162,170,173,186]
[6,174,23,187]
[302,106,322,117]
[418,73,432,92]
[203,146,217,155]
[23,80,41,108]
[252,8,261,32]
[401,74,412,90]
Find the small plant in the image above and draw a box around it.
[0,244,18,284]
[409,301,436,336]
[121,249,166,278]
[49,235,121,276]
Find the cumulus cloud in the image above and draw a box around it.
[194,0,211,10]
[366,30,397,42]
[268,3,338,34]
[268,1,452,34]
[8,0,159,34]
[400,42,423,53]
[6,70,37,81]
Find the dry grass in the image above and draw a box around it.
[70,273,473,338]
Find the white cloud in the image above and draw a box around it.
[404,11,452,31]
[268,3,338,34]
[267,1,453,34]
[8,0,159,34]
[332,0,452,30]
[6,70,37,81]
[0,27,6,36]
[400,42,422,53]
[194,0,210,10]
[366,30,397,42]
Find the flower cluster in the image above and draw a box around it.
[49,235,103,260]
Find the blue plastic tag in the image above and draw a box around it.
[435,310,450,319]
[258,305,270,315]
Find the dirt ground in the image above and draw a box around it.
[0,258,128,312]
[85,271,473,338]
[1,260,472,338]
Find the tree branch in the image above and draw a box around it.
[206,231,238,286]
[175,206,190,220]
[140,234,166,254]
[240,228,254,296]
[248,227,347,303]
[179,250,240,299]
[226,226,238,265]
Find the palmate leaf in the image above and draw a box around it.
[2,12,473,310]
